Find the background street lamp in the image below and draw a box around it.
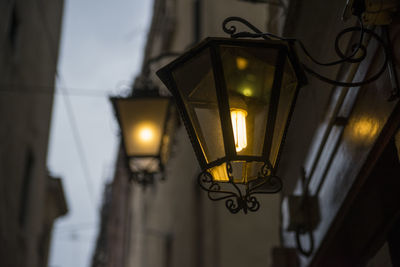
[111,86,177,186]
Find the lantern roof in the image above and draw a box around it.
[157,37,307,90]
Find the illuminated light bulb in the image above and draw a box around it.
[138,126,154,143]
[242,87,252,97]
[231,109,247,152]
[236,57,248,70]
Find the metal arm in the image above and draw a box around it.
[222,16,392,88]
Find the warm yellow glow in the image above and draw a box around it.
[231,109,247,152]
[236,57,248,70]
[209,164,229,182]
[352,118,379,141]
[242,87,253,97]
[139,128,153,142]
[135,123,156,144]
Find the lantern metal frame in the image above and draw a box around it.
[111,87,176,186]
[157,37,307,214]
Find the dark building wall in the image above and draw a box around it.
[0,0,65,266]
[91,147,132,267]
[279,1,400,266]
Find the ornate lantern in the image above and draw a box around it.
[156,33,306,213]
[155,10,394,213]
[111,88,177,186]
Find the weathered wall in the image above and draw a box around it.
[0,0,65,266]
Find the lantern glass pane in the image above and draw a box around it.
[115,98,169,157]
[172,48,225,164]
[210,161,265,183]
[220,45,278,157]
[209,163,229,182]
[269,58,298,167]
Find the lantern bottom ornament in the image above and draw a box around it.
[198,161,282,214]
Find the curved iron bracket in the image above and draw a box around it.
[198,161,282,214]
[221,16,391,88]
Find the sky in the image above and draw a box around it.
[47,0,153,266]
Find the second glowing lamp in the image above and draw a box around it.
[111,89,176,184]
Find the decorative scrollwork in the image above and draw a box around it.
[226,162,234,181]
[197,160,282,214]
[223,16,264,37]
[260,161,273,177]
[246,196,260,212]
[197,171,237,201]
[225,198,241,214]
[224,195,260,214]
[221,16,390,88]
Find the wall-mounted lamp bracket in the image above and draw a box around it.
[156,14,394,214]
[222,15,391,88]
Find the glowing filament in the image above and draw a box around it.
[231,109,247,152]
[137,125,155,143]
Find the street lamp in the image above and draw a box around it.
[156,15,393,213]
[157,36,306,213]
[111,87,177,186]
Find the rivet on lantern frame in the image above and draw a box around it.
[156,15,395,214]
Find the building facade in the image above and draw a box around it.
[0,0,67,266]
[93,0,400,266]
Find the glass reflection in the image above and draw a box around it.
[352,117,380,141]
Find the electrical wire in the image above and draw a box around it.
[0,84,114,97]
[54,222,96,229]
[56,78,97,209]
